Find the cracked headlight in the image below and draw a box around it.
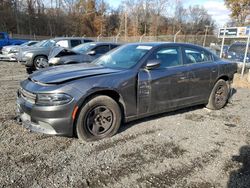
[36,93,73,106]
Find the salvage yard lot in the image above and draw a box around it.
[0,62,250,187]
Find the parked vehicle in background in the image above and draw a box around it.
[48,42,120,66]
[17,37,94,71]
[16,42,237,142]
[0,32,26,50]
[226,42,250,63]
[0,41,38,61]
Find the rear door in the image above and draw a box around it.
[138,45,192,115]
[182,46,218,102]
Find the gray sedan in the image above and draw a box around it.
[48,42,120,66]
[16,42,237,142]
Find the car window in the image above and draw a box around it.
[228,43,250,54]
[148,47,181,68]
[70,40,82,48]
[94,45,110,54]
[0,33,4,39]
[110,44,119,49]
[84,39,93,43]
[184,48,212,64]
[56,40,69,48]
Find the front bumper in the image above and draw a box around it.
[16,92,75,137]
[18,57,33,66]
[0,54,17,61]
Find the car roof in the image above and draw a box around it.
[126,42,208,49]
[85,42,121,45]
[53,37,92,41]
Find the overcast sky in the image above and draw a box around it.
[107,0,231,27]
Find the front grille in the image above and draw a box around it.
[19,88,36,104]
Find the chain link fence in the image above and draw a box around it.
[12,33,220,47]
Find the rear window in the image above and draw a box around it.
[71,40,82,48]
[83,39,93,43]
[184,48,212,64]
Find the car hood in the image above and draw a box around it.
[29,63,123,84]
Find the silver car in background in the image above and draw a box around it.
[18,37,94,71]
[0,41,38,61]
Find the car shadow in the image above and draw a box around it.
[227,145,250,188]
[118,104,205,134]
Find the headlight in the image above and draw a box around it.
[36,93,73,106]
[9,49,18,54]
[49,57,60,65]
[24,52,34,58]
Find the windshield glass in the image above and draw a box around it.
[32,40,55,48]
[32,40,47,47]
[92,44,153,69]
[229,43,250,54]
[20,41,30,47]
[72,43,96,53]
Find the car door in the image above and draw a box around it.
[182,46,218,103]
[137,46,192,115]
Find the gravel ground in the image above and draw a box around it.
[0,62,250,188]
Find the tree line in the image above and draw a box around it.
[1,0,238,38]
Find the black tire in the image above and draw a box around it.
[76,95,122,142]
[26,67,34,74]
[33,56,48,70]
[206,79,229,110]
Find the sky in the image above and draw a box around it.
[106,0,231,27]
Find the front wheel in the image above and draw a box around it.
[76,95,122,142]
[33,56,48,70]
[206,79,229,110]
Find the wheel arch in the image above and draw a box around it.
[72,89,126,136]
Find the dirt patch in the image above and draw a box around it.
[137,149,220,187]
[233,73,250,89]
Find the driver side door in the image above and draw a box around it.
[138,46,192,115]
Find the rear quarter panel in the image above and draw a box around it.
[217,60,237,82]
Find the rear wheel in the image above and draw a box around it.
[33,56,48,70]
[76,95,121,142]
[206,79,229,110]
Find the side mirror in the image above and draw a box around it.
[146,60,160,70]
[87,50,96,56]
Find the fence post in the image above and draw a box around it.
[139,33,146,42]
[174,30,181,42]
[115,33,121,43]
[97,34,102,41]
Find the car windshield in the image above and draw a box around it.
[20,42,30,47]
[72,43,96,53]
[33,39,55,48]
[33,40,47,47]
[228,43,250,54]
[92,44,153,69]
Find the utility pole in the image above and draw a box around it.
[203,25,210,47]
